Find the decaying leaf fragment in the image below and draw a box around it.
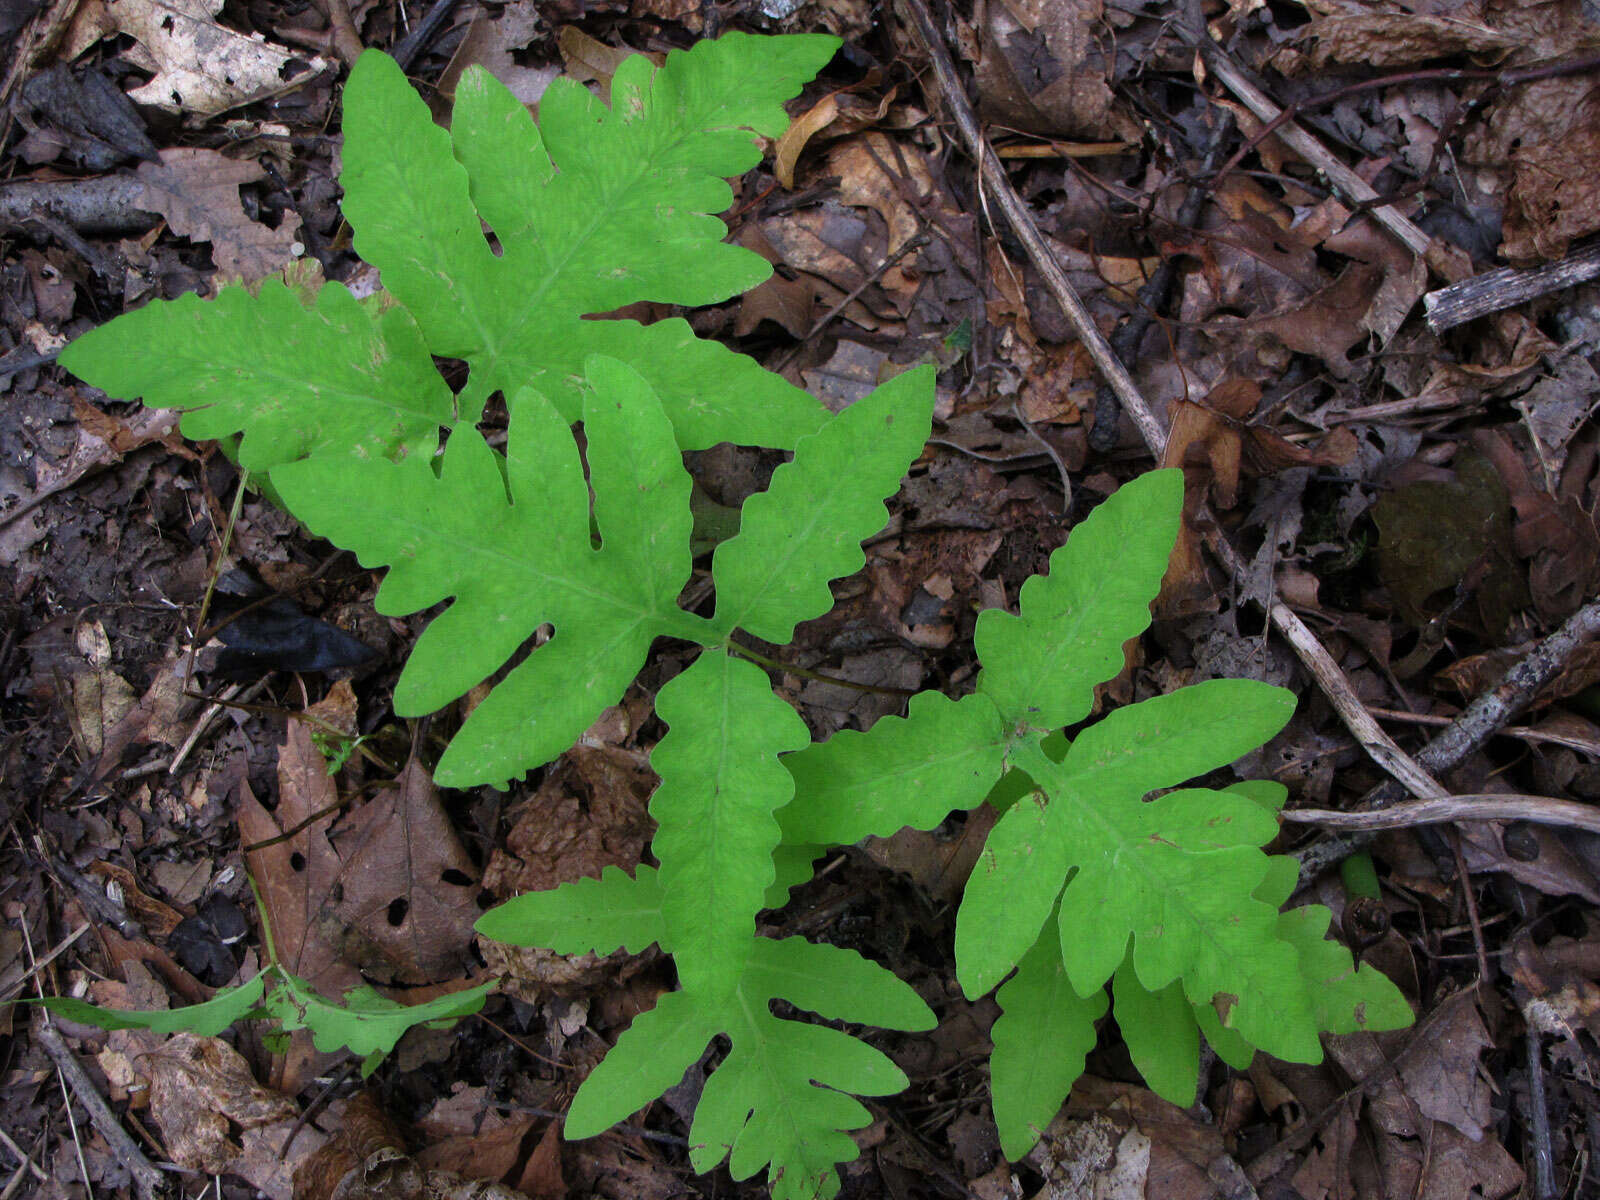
[67,0,330,116]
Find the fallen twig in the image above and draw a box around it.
[1296,599,1600,885]
[1524,1025,1558,1200]
[1425,240,1600,333]
[0,175,158,236]
[1284,792,1600,836]
[1171,0,1464,281]
[899,0,1448,809]
[33,1010,167,1200]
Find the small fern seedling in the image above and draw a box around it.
[41,887,494,1075]
[777,470,1414,1158]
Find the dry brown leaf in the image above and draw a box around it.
[1285,6,1516,69]
[238,692,359,998]
[973,0,1138,141]
[67,0,329,116]
[862,804,999,904]
[516,1120,566,1200]
[1475,427,1600,621]
[322,757,481,985]
[825,132,935,306]
[137,148,301,283]
[1249,263,1383,380]
[144,1033,297,1174]
[415,1085,534,1181]
[1503,106,1600,262]
[479,745,657,999]
[297,1092,536,1200]
[436,1,559,107]
[88,861,185,937]
[556,26,658,101]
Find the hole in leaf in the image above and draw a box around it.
[387,897,409,926]
[440,868,473,887]
[289,851,306,872]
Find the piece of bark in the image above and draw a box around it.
[1424,240,1600,333]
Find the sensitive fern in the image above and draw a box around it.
[53,33,1412,1200]
[780,471,1413,1157]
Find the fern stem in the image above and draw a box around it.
[723,638,918,697]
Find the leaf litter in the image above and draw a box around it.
[6,0,1600,1196]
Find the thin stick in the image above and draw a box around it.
[1296,599,1600,883]
[1169,2,1452,274]
[29,991,165,1199]
[1283,792,1600,836]
[0,1127,46,1184]
[1523,1026,1558,1200]
[900,0,1447,806]
[898,0,1166,455]
[0,923,88,1003]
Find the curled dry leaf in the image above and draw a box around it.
[66,0,329,116]
[144,1032,297,1174]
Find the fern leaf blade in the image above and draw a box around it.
[744,937,935,1031]
[1275,906,1414,1034]
[991,933,1105,1160]
[275,377,692,789]
[475,865,667,957]
[341,50,505,361]
[780,690,1008,845]
[1112,960,1199,1106]
[976,468,1184,730]
[58,282,452,472]
[566,989,718,1139]
[650,653,810,995]
[582,355,694,607]
[955,791,1072,999]
[714,366,936,643]
[40,973,269,1037]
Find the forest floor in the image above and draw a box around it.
[2,0,1599,1196]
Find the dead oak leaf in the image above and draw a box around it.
[974,0,1139,141]
[137,148,300,283]
[238,693,358,1000]
[323,757,481,986]
[71,0,329,117]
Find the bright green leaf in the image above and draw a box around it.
[340,41,835,444]
[1275,906,1414,1034]
[780,689,1007,846]
[565,933,932,1199]
[713,367,936,643]
[273,362,702,788]
[990,931,1104,1160]
[39,973,268,1038]
[976,469,1183,731]
[956,789,1071,999]
[476,865,666,955]
[1113,961,1198,1107]
[58,282,452,472]
[566,988,717,1139]
[267,974,493,1057]
[650,652,810,996]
